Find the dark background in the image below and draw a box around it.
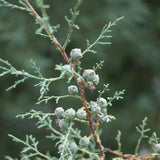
[0,0,160,159]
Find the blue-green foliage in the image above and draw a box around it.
[0,0,160,159]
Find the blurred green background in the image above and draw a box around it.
[0,0,160,159]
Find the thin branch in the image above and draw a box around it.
[23,1,105,159]
[105,148,158,160]
[23,0,69,63]
[105,148,139,160]
[82,16,124,56]
[36,94,81,104]
[134,117,150,156]
[8,134,52,160]
[75,69,105,159]
[78,147,101,160]
[63,0,82,48]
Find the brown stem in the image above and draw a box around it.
[23,0,69,64]
[77,81,105,159]
[105,148,139,160]
[105,148,158,160]
[23,0,105,159]
[138,154,158,160]
[73,61,105,159]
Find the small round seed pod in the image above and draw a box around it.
[77,77,82,83]
[82,81,96,92]
[61,64,73,78]
[82,69,96,81]
[64,108,76,120]
[154,143,160,152]
[60,136,66,142]
[93,74,99,85]
[76,109,87,120]
[70,48,82,61]
[58,144,64,151]
[67,141,78,154]
[90,101,101,114]
[82,81,90,88]
[68,85,78,95]
[88,82,96,92]
[97,97,108,108]
[59,119,69,131]
[79,136,90,147]
[54,107,64,117]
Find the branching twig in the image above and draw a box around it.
[1,1,158,160]
[8,134,52,160]
[134,117,150,156]
[76,76,105,159]
[105,148,158,160]
[63,0,82,48]
[3,1,123,159]
[23,0,69,63]
[36,94,81,104]
[82,16,124,56]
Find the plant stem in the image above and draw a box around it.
[23,0,69,63]
[76,77,105,159]
[60,123,72,158]
[23,1,105,159]
[134,136,142,156]
[105,148,158,160]
[78,147,101,160]
[8,134,51,160]
[63,0,82,48]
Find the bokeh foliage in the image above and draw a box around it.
[0,0,160,158]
